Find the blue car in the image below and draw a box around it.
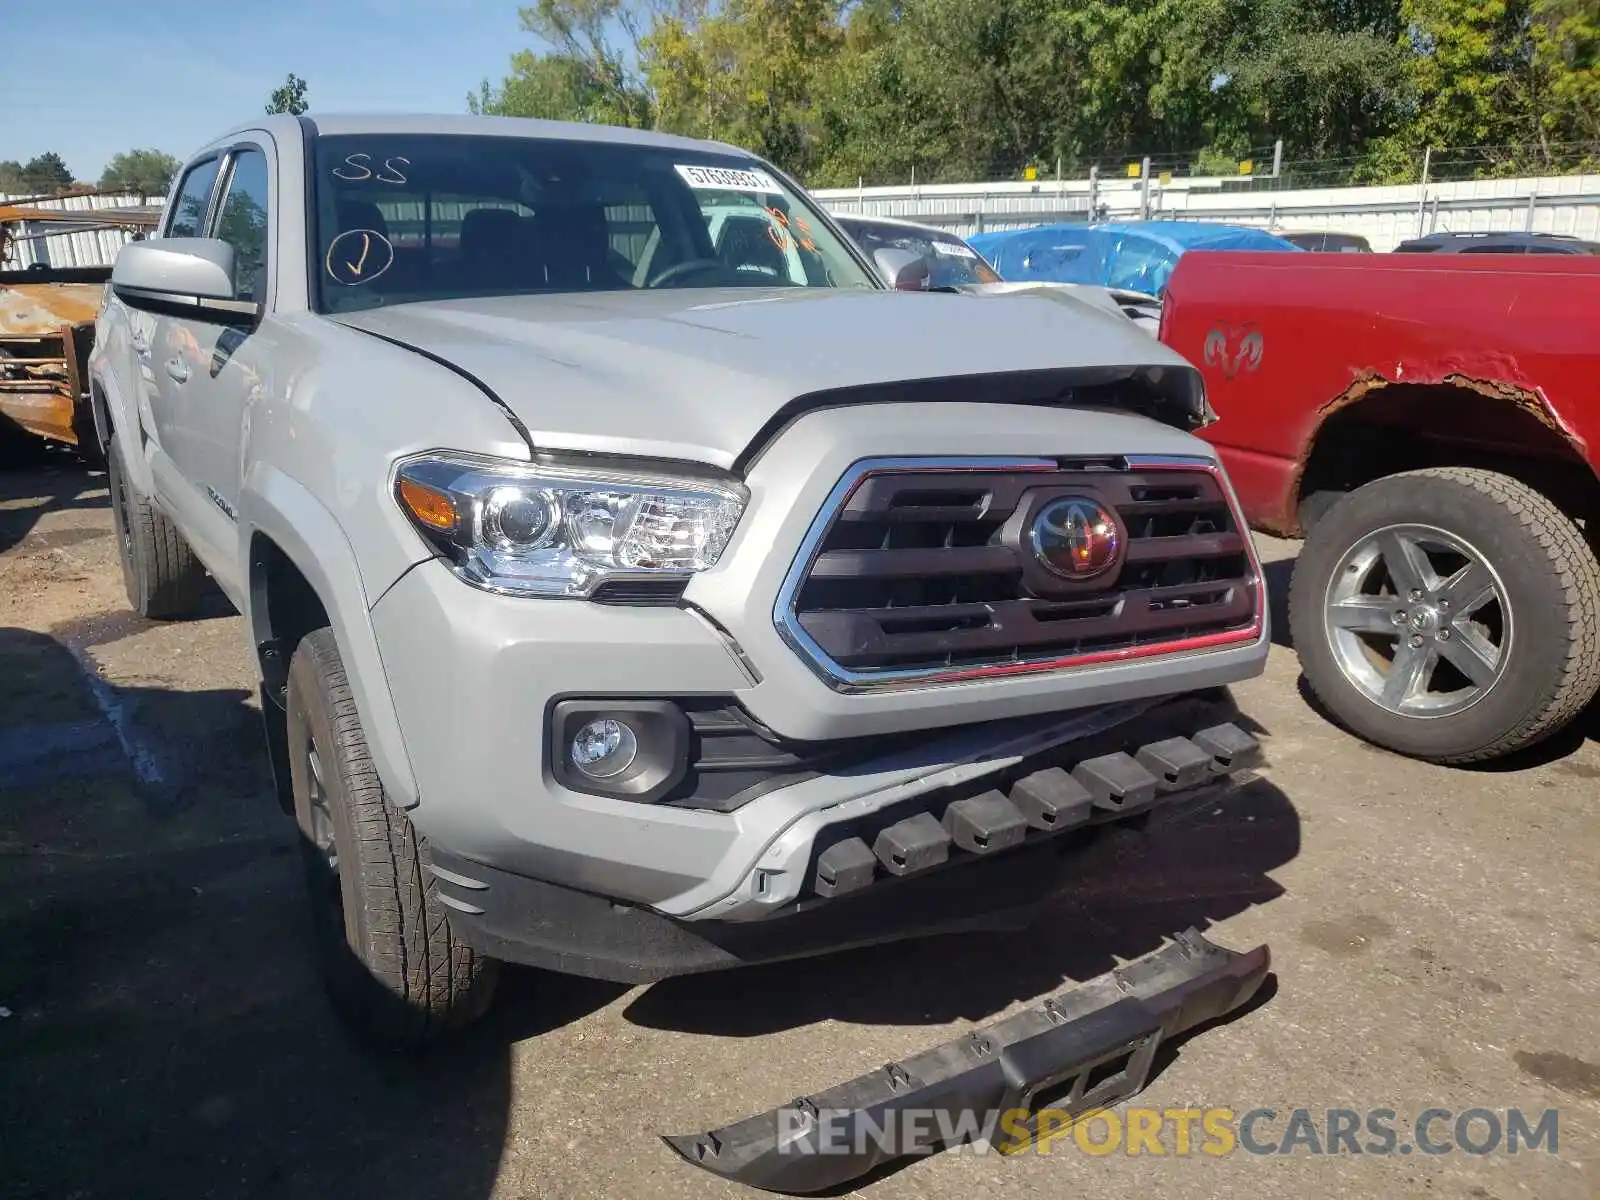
[967,220,1300,295]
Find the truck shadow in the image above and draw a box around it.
[1,458,234,619]
[626,773,1298,1036]
[0,625,565,1200]
[1261,554,1294,649]
[0,452,112,555]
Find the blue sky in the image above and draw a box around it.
[0,0,539,180]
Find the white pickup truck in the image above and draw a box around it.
[91,114,1270,1184]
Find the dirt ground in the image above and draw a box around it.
[1,453,1597,1200]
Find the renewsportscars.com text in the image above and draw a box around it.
[775,1106,1561,1158]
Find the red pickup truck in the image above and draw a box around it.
[1163,252,1600,764]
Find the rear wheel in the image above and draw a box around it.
[287,628,498,1046]
[1288,468,1600,763]
[107,434,207,619]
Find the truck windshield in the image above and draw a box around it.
[310,133,877,312]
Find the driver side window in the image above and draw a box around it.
[214,149,271,302]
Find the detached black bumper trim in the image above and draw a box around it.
[662,930,1270,1194]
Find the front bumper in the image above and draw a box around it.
[421,690,1261,980]
[376,556,1264,917]
[431,823,1113,983]
[663,929,1271,1193]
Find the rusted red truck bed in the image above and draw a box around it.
[1161,252,1600,536]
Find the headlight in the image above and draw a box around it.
[393,452,746,599]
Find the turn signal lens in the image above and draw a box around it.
[398,478,458,532]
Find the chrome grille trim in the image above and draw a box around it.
[772,453,1266,693]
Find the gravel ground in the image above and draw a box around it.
[1,454,1597,1200]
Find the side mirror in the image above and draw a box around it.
[111,238,259,325]
[873,247,932,291]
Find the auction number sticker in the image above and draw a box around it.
[675,163,782,193]
[932,240,978,258]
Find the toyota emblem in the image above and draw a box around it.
[1030,497,1122,580]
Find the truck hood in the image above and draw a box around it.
[333,286,1197,470]
[951,281,1164,334]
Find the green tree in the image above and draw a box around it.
[1387,0,1547,169]
[99,149,182,199]
[646,0,842,175]
[515,1,655,126]
[266,72,310,116]
[1211,0,1413,165]
[1533,0,1599,144]
[19,152,74,194]
[1035,0,1214,167]
[469,52,604,119]
[810,23,947,186]
[468,0,1598,187]
[810,0,1056,186]
[0,161,25,193]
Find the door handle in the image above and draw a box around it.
[131,331,150,356]
[164,358,190,384]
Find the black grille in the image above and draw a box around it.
[788,460,1258,676]
[664,699,1177,813]
[664,703,936,812]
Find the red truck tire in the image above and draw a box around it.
[1288,467,1600,763]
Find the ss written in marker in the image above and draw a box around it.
[333,153,410,184]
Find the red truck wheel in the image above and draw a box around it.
[1288,467,1600,764]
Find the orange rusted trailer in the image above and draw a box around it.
[0,203,161,452]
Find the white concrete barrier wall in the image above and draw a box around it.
[813,174,1600,252]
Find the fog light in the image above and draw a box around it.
[571,718,639,779]
[549,700,690,803]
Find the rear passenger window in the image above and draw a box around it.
[167,158,222,238]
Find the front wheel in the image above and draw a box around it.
[287,628,498,1046]
[1288,467,1600,764]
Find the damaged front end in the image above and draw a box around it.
[664,929,1269,1193]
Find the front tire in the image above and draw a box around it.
[1288,468,1600,763]
[287,628,498,1046]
